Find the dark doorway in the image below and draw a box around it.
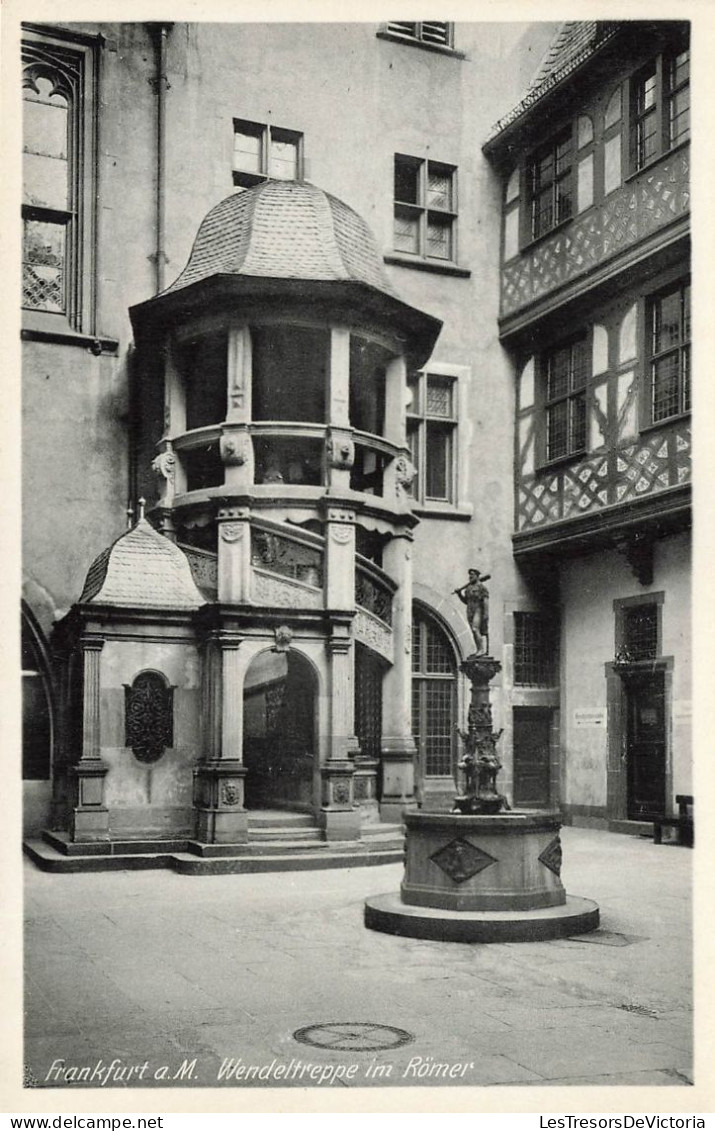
[243,650,315,810]
[355,644,384,765]
[513,707,552,808]
[625,671,666,819]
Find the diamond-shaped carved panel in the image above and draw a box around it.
[430,838,497,884]
[539,835,562,877]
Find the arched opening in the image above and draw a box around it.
[411,604,458,804]
[21,606,53,782]
[243,649,316,811]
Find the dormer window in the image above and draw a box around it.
[233,118,303,188]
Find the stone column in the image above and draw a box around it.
[154,339,187,540]
[325,327,354,493]
[221,324,254,493]
[320,622,361,841]
[193,633,248,844]
[69,636,109,842]
[217,506,251,604]
[162,339,187,492]
[380,533,417,821]
[384,354,407,446]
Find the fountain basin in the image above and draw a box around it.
[401,810,565,912]
[364,809,599,943]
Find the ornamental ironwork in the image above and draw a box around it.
[124,671,174,764]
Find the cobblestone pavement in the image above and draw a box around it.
[22,827,693,1094]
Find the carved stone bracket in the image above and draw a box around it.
[614,533,654,586]
[326,434,355,470]
[273,625,293,652]
[151,444,176,482]
[394,455,417,497]
[220,431,249,466]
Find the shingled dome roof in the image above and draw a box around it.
[164,180,400,298]
[79,519,206,611]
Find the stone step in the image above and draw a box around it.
[248,827,322,842]
[23,838,403,876]
[246,811,315,830]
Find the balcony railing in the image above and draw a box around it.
[165,422,406,509]
[355,555,396,626]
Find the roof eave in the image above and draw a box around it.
[130,274,442,368]
[482,26,621,160]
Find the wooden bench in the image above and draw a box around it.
[653,794,694,847]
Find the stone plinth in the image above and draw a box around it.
[365,809,599,943]
[400,811,565,912]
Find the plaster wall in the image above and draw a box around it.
[559,532,691,817]
[98,638,201,837]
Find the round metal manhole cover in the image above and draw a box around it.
[293,1022,414,1052]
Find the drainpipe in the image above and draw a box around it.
[148,22,173,294]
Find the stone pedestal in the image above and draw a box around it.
[353,755,380,823]
[319,760,360,841]
[193,763,248,844]
[69,760,109,843]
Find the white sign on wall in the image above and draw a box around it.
[673,700,692,722]
[573,708,607,729]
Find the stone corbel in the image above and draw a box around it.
[326,431,355,470]
[151,441,176,506]
[614,533,654,587]
[220,429,249,467]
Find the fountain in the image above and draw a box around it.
[365,572,599,943]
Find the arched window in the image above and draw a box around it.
[22,609,53,781]
[411,606,457,782]
[22,29,97,333]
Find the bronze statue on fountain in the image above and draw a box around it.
[452,569,510,815]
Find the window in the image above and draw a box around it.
[528,128,572,240]
[543,337,589,462]
[22,28,96,332]
[649,281,691,422]
[385,22,453,48]
[629,42,689,172]
[411,608,457,777]
[514,613,557,687]
[407,371,457,504]
[233,118,302,188]
[393,155,457,262]
[623,604,658,661]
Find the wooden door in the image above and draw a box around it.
[513,707,552,808]
[626,672,666,820]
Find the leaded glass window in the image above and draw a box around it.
[529,128,573,240]
[514,613,557,687]
[411,608,457,777]
[407,372,457,504]
[650,281,690,422]
[22,30,96,332]
[544,337,589,462]
[393,154,457,263]
[623,604,658,661]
